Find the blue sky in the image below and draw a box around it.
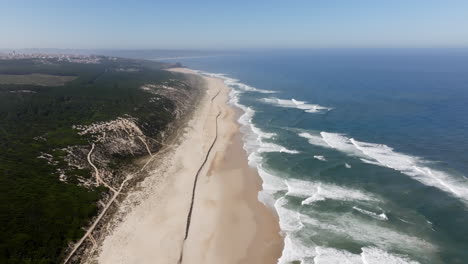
[1,0,467,49]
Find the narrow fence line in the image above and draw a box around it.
[184,110,221,239]
[178,88,222,264]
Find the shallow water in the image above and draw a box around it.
[169,49,468,264]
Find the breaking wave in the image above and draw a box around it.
[284,178,376,205]
[275,197,432,264]
[261,97,332,113]
[353,206,389,221]
[276,179,429,264]
[198,71,301,211]
[313,247,420,264]
[300,211,434,257]
[197,69,431,264]
[299,131,468,206]
[313,155,327,161]
[195,70,277,94]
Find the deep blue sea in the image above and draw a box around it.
[164,49,468,264]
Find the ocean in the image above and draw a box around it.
[163,49,468,264]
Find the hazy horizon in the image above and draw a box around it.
[1,0,468,50]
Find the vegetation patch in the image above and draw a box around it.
[0,73,77,86]
[0,56,197,263]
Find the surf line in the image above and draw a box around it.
[178,88,222,264]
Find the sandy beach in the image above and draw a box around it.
[96,68,283,264]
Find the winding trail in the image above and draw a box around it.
[138,136,153,157]
[89,235,97,248]
[63,175,130,264]
[87,143,99,186]
[65,74,216,264]
[65,130,179,263]
[87,143,117,193]
[65,140,143,263]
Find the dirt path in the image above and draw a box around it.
[87,143,117,193]
[65,133,179,263]
[64,143,127,263]
[137,136,153,157]
[63,175,130,264]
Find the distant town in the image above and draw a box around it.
[0,51,106,64]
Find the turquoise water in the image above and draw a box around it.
[168,50,468,264]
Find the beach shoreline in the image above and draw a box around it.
[95,68,283,264]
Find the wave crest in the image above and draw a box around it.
[298,131,468,206]
[285,178,376,205]
[262,97,332,113]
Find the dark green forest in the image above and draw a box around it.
[0,57,186,263]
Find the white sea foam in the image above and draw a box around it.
[360,158,382,166]
[350,138,468,205]
[238,106,276,139]
[277,180,428,263]
[223,76,301,208]
[360,247,420,264]
[300,211,434,254]
[229,99,298,207]
[299,131,468,206]
[200,69,431,264]
[278,235,316,264]
[224,78,277,93]
[397,217,415,225]
[203,71,300,219]
[262,97,332,113]
[200,70,295,205]
[280,242,421,264]
[256,166,286,208]
[314,247,362,264]
[345,163,352,168]
[321,132,363,156]
[314,155,327,161]
[312,246,421,264]
[285,178,376,205]
[196,70,277,94]
[275,197,427,264]
[236,106,299,158]
[216,72,320,264]
[353,206,388,221]
[299,132,331,148]
[275,197,305,232]
[259,142,300,154]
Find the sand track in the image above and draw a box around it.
[63,174,130,264]
[86,143,117,193]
